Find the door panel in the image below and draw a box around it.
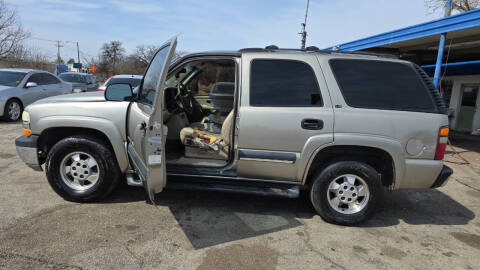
[128,102,151,161]
[21,73,48,106]
[127,37,177,202]
[237,54,334,181]
[41,73,62,97]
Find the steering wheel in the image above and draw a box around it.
[176,83,194,114]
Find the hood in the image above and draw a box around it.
[0,85,14,92]
[32,92,105,105]
[70,82,87,89]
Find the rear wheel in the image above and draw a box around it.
[310,161,382,225]
[45,136,120,202]
[3,99,22,122]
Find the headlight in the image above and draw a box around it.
[22,111,31,136]
[73,88,83,93]
[22,111,30,122]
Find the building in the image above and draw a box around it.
[327,8,480,133]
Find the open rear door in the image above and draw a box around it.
[129,37,177,202]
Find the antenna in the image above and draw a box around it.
[299,0,310,49]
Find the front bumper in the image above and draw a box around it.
[430,165,453,188]
[15,135,43,171]
[0,98,6,117]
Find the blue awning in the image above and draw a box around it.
[326,8,480,51]
[421,60,480,77]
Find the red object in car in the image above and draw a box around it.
[97,88,104,92]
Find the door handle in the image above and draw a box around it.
[139,122,147,136]
[301,119,323,130]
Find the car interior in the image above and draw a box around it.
[162,59,236,167]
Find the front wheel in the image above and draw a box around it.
[3,99,22,121]
[45,136,121,202]
[310,161,382,225]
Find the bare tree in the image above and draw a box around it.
[133,45,158,65]
[133,45,188,65]
[100,41,125,75]
[0,44,53,71]
[0,0,29,58]
[425,0,479,13]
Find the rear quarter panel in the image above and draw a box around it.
[316,54,449,189]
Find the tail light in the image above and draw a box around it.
[434,126,449,160]
[96,88,104,91]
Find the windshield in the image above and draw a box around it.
[165,65,198,88]
[60,73,87,83]
[0,71,27,86]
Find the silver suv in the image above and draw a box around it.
[15,38,452,225]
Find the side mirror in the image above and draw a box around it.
[25,82,38,88]
[105,83,133,101]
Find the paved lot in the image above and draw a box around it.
[0,122,479,270]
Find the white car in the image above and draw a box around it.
[97,74,142,91]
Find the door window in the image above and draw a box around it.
[27,73,45,85]
[42,73,60,85]
[461,86,478,107]
[250,59,322,107]
[139,46,171,105]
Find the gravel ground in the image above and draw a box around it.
[0,122,479,270]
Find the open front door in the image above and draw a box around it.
[127,37,177,202]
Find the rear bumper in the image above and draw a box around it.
[430,165,453,188]
[15,135,43,171]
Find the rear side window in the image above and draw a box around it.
[250,59,322,106]
[330,59,437,113]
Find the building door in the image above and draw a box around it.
[457,84,479,132]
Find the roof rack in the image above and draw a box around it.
[329,50,398,59]
[239,45,397,59]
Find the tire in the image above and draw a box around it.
[310,161,382,225]
[3,99,22,122]
[45,136,121,202]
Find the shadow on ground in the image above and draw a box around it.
[449,132,480,153]
[362,188,475,227]
[106,182,311,249]
[105,180,475,248]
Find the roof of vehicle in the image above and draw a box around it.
[238,46,398,59]
[60,72,93,76]
[110,74,143,79]
[175,47,398,63]
[0,68,45,73]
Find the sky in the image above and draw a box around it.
[6,0,445,62]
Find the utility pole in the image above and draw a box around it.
[76,42,80,72]
[299,0,310,49]
[55,40,63,64]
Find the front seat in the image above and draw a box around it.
[180,110,234,152]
